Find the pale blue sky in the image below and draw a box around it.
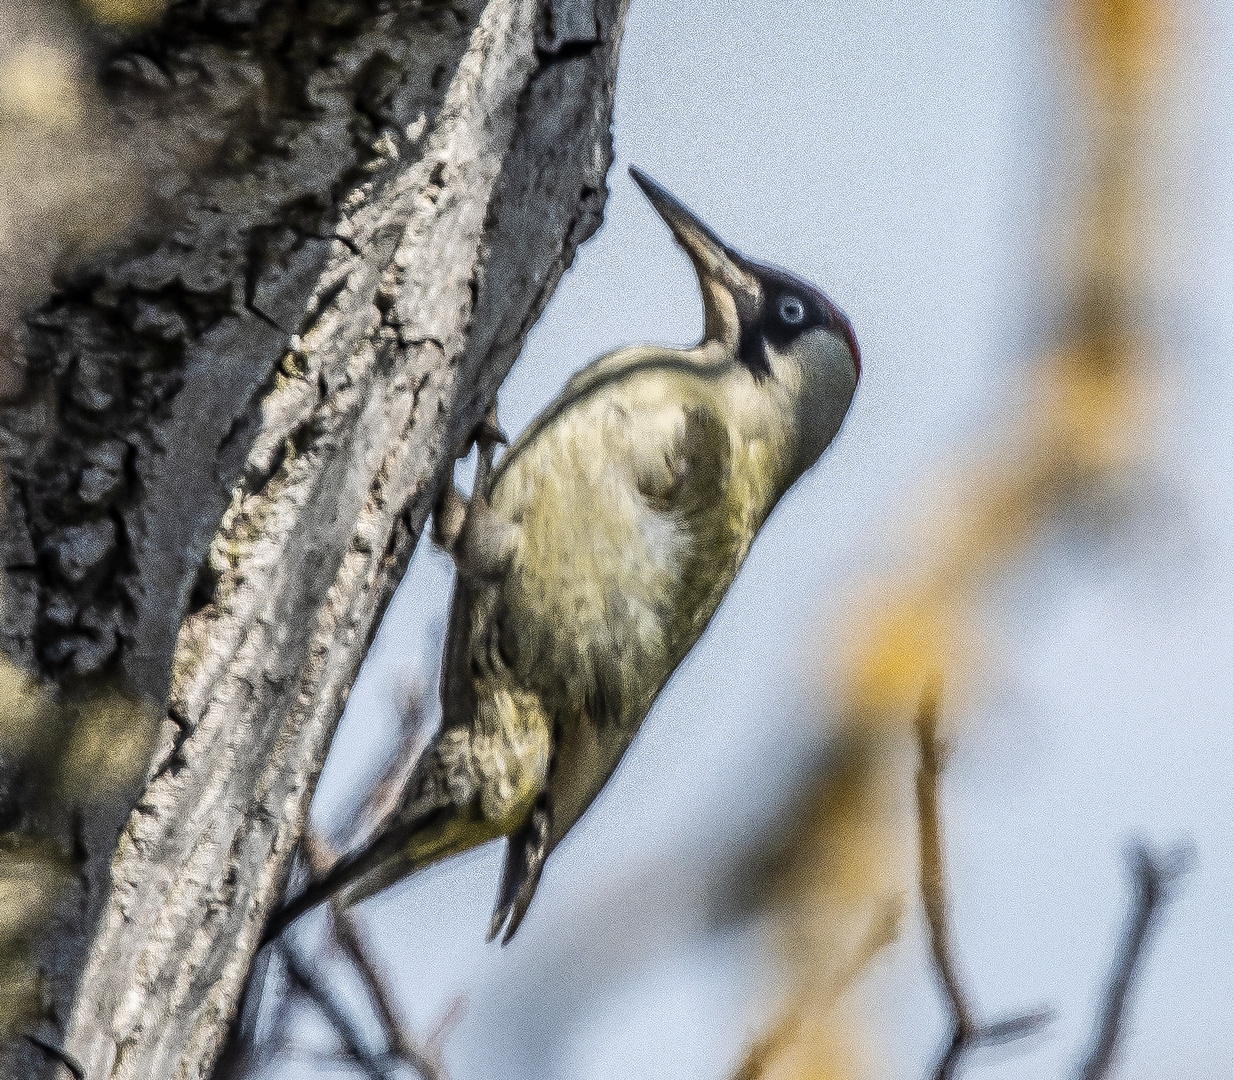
[295,2,1233,1078]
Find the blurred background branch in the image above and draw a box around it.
[1076,842,1193,1080]
[914,692,1052,1080]
[729,687,1188,1080]
[719,1,1190,1077]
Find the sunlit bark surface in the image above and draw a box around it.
[0,0,628,1075]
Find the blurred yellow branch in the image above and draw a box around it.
[836,0,1166,731]
[732,901,902,1080]
[736,1,1176,1077]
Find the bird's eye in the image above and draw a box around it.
[778,296,805,325]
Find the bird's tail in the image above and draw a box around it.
[260,799,491,947]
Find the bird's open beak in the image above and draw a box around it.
[630,166,759,347]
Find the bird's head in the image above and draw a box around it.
[630,166,860,471]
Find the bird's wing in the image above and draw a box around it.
[440,347,724,733]
[489,346,722,487]
[541,385,741,802]
[487,385,744,942]
[438,354,747,942]
[633,397,745,648]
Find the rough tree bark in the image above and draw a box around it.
[0,0,629,1075]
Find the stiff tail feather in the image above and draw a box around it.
[260,805,454,947]
[488,804,550,944]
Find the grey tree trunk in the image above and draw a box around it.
[0,0,628,1075]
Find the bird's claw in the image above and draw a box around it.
[462,403,507,458]
[433,483,468,552]
[474,413,508,450]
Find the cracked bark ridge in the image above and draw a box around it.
[0,0,629,1074]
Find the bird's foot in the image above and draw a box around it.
[433,482,469,553]
[432,482,519,581]
[435,398,519,577]
[468,401,508,455]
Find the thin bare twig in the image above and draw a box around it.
[250,961,301,1074]
[730,1001,804,1080]
[213,935,286,1080]
[332,914,446,1079]
[278,938,399,1080]
[305,830,448,1080]
[915,687,1051,1080]
[1075,842,1193,1080]
[349,678,433,848]
[832,899,905,1006]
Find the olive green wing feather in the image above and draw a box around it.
[488,389,741,942]
[638,399,744,654]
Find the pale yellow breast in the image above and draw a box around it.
[491,374,708,723]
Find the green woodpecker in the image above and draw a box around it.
[265,167,860,945]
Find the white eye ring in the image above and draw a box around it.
[778,296,805,325]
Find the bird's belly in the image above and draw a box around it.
[503,473,690,723]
